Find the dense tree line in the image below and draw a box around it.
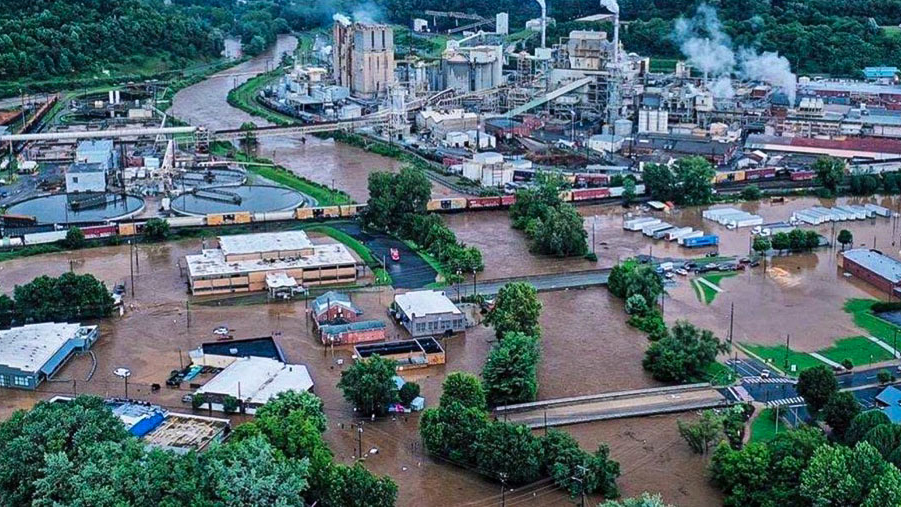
[0,393,397,506]
[509,173,589,258]
[642,157,716,207]
[0,272,114,327]
[419,373,620,498]
[364,168,484,277]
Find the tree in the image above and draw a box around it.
[677,410,725,454]
[363,168,431,232]
[143,218,170,240]
[863,423,901,459]
[847,410,892,446]
[484,282,542,340]
[813,157,846,194]
[419,402,489,464]
[642,163,678,202]
[741,184,762,201]
[600,493,674,507]
[642,321,729,382]
[482,332,540,406]
[11,272,114,324]
[622,177,637,206]
[752,236,771,256]
[796,365,839,414]
[509,172,566,230]
[709,441,773,506]
[203,435,309,506]
[319,463,398,507]
[474,422,544,485]
[192,393,206,410]
[824,391,862,441]
[0,294,14,328]
[673,157,716,206]
[254,390,328,433]
[399,382,420,406]
[625,294,649,316]
[64,227,85,249]
[337,355,398,416]
[799,442,891,506]
[864,465,901,507]
[527,204,588,257]
[222,395,239,413]
[439,372,486,410]
[838,229,854,250]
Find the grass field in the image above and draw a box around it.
[818,336,894,367]
[749,408,780,444]
[693,271,737,305]
[704,361,737,386]
[741,343,823,375]
[246,164,352,206]
[226,71,296,126]
[845,299,901,343]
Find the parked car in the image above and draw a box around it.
[390,248,400,262]
[760,369,770,379]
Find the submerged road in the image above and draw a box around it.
[452,269,611,298]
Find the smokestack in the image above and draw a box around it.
[535,0,546,48]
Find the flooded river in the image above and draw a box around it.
[169,35,456,202]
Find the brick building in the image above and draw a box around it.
[841,249,901,295]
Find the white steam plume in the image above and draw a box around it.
[709,76,735,99]
[738,49,797,105]
[333,13,351,26]
[352,2,384,24]
[673,4,735,80]
[600,0,619,14]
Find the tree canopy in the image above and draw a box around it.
[484,282,543,340]
[337,354,399,416]
[642,321,729,382]
[8,272,115,325]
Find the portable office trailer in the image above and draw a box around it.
[865,204,892,218]
[642,222,672,236]
[666,227,694,241]
[624,217,659,231]
[677,230,704,245]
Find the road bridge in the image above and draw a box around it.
[450,269,611,299]
[494,384,736,428]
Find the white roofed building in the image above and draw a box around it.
[194,356,314,414]
[0,323,98,390]
[393,290,465,337]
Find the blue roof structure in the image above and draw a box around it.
[877,386,901,423]
[864,67,899,79]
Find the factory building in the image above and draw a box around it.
[0,323,99,390]
[442,42,504,93]
[461,152,513,187]
[75,139,116,171]
[185,231,358,296]
[841,249,901,296]
[333,17,395,99]
[65,162,106,193]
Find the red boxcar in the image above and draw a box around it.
[82,224,118,239]
[467,196,503,209]
[442,157,463,167]
[575,174,609,187]
[571,188,611,201]
[790,170,816,181]
[501,194,516,206]
[745,168,776,180]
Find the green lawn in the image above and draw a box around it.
[246,164,352,206]
[704,361,737,386]
[818,336,894,367]
[226,71,297,126]
[749,408,781,444]
[693,271,738,305]
[845,299,901,343]
[741,343,824,375]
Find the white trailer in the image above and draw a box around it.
[643,222,673,237]
[623,217,659,231]
[666,227,694,241]
[865,203,892,218]
[677,230,704,245]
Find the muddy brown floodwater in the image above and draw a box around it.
[169,35,458,202]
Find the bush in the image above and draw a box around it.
[878,370,894,384]
[64,227,86,249]
[740,184,762,201]
[191,393,206,410]
[625,294,649,316]
[222,395,238,413]
[143,218,170,240]
[399,382,421,406]
[842,358,854,370]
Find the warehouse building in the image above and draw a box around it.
[185,231,358,295]
[841,248,901,295]
[194,356,314,414]
[75,139,116,171]
[0,323,99,390]
[65,162,106,193]
[392,290,465,337]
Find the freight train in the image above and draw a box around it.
[3,184,644,247]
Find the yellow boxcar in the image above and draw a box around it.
[296,208,314,220]
[558,190,573,202]
[118,222,137,236]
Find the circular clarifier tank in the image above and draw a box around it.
[170,184,309,216]
[7,193,145,224]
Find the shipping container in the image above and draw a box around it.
[467,196,503,209]
[571,188,612,201]
[558,190,573,202]
[665,227,694,241]
[653,226,676,239]
[206,212,251,226]
[677,230,704,245]
[642,222,672,236]
[295,208,314,220]
[166,216,205,228]
[682,235,719,248]
[865,204,892,218]
[23,230,67,245]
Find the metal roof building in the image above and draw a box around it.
[194,356,314,414]
[0,323,98,390]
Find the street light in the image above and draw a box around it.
[114,367,131,399]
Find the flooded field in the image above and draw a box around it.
[169,35,456,202]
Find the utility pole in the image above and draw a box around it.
[473,270,478,297]
[728,302,735,344]
[784,334,791,370]
[129,240,135,298]
[573,465,588,507]
[499,473,507,507]
[357,422,364,460]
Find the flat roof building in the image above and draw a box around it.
[65,162,106,193]
[841,248,901,295]
[75,139,116,171]
[194,356,314,414]
[185,231,358,295]
[0,323,98,390]
[393,290,465,337]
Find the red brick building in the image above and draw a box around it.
[841,249,901,295]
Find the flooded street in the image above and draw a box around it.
[169,36,455,202]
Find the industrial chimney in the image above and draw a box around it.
[535,0,547,48]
